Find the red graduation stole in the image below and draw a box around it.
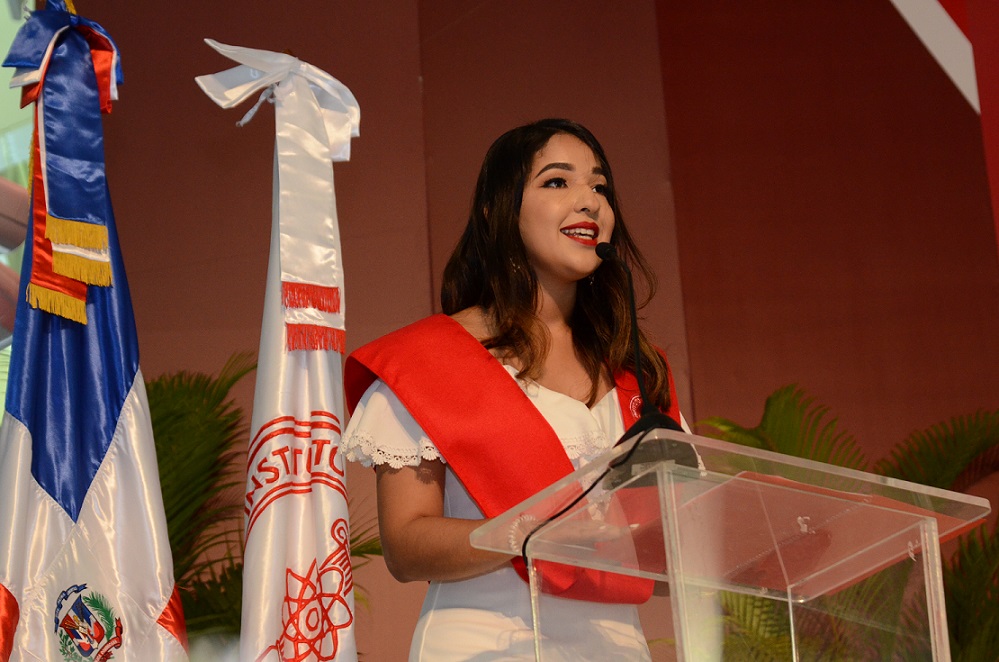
[345,314,681,603]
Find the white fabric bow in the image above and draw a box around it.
[196,39,360,350]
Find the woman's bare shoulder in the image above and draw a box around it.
[449,307,516,364]
[448,306,492,342]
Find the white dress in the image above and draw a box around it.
[340,364,654,662]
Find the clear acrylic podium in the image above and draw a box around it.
[470,429,991,661]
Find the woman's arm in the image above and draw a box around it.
[376,459,512,583]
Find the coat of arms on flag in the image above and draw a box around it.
[53,584,124,662]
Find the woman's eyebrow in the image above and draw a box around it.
[536,162,573,177]
[534,163,606,178]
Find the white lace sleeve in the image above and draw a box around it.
[339,379,445,469]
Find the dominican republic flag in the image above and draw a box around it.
[196,41,361,662]
[0,4,187,661]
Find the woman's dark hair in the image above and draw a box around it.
[441,118,671,411]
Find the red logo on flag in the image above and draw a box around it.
[255,520,354,662]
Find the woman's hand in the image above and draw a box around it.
[376,459,513,583]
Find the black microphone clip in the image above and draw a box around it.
[595,241,615,261]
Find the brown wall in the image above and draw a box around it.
[418,1,691,412]
[22,1,998,659]
[86,2,433,658]
[657,1,999,458]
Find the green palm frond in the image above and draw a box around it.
[944,523,999,662]
[896,594,933,661]
[700,385,868,470]
[796,562,916,658]
[874,410,999,491]
[720,592,792,660]
[702,386,998,660]
[347,499,383,563]
[179,501,384,634]
[346,503,384,611]
[83,592,116,640]
[181,556,244,636]
[698,416,770,450]
[719,571,912,661]
[147,352,255,586]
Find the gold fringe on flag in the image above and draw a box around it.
[26,282,87,324]
[45,215,109,251]
[52,251,112,286]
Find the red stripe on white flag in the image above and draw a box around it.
[0,583,17,660]
[890,0,980,111]
[0,381,188,661]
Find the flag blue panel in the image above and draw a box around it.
[3,29,137,522]
[5,205,138,522]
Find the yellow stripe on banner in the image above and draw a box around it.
[52,251,112,286]
[26,141,34,193]
[45,215,109,251]
[26,282,87,324]
[65,0,77,14]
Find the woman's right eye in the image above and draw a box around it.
[542,177,567,189]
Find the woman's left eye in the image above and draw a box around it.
[542,177,567,189]
[593,183,608,196]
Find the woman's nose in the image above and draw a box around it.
[575,186,601,215]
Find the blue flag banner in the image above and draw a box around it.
[0,5,187,660]
[4,7,122,322]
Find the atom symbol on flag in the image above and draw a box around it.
[255,553,353,662]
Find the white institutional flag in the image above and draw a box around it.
[196,40,360,662]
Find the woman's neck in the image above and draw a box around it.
[535,280,576,331]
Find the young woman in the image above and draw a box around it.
[341,118,685,660]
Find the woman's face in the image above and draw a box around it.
[518,133,615,291]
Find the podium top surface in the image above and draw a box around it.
[470,429,991,600]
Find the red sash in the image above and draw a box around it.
[345,314,680,603]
